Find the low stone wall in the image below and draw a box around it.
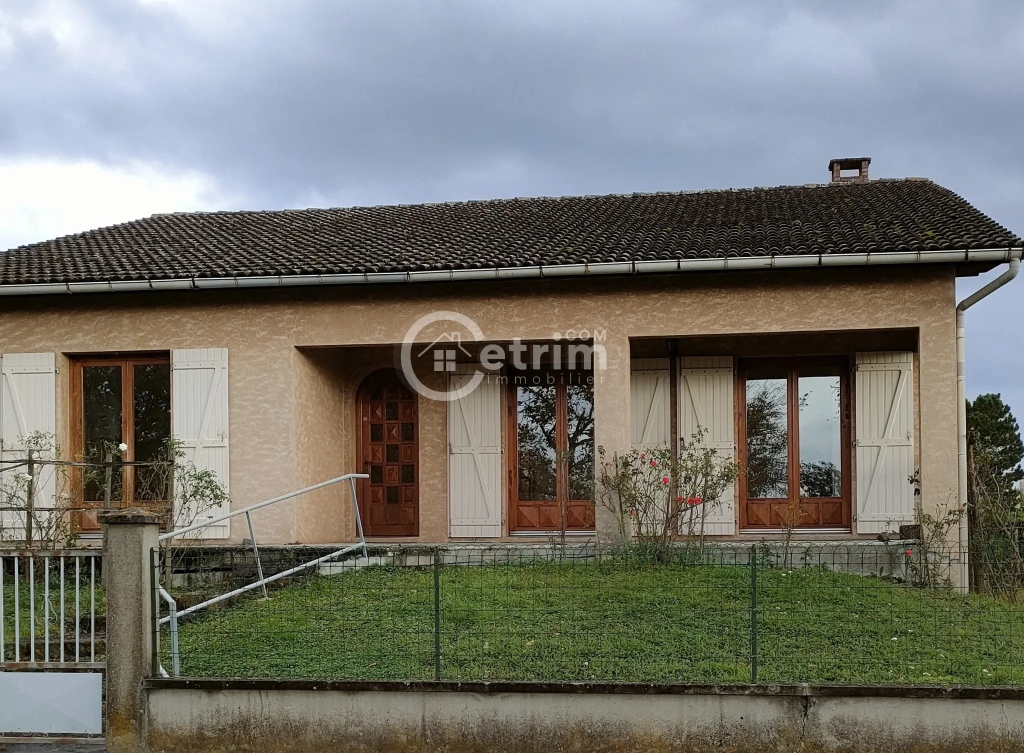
[175,539,926,584]
[144,680,1024,753]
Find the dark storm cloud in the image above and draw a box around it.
[3,1,1021,208]
[1,0,1023,402]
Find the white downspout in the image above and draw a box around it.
[956,255,1020,592]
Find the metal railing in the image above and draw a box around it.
[0,453,176,547]
[0,550,104,668]
[153,473,369,677]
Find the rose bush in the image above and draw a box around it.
[598,428,739,560]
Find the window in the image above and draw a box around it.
[739,358,850,529]
[509,373,595,531]
[72,355,172,531]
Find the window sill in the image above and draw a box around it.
[510,530,597,537]
[738,528,854,540]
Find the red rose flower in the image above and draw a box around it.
[905,549,913,558]
[661,476,670,485]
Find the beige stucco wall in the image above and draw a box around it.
[291,347,449,543]
[0,266,958,545]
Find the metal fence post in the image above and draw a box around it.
[750,544,758,684]
[245,511,268,599]
[433,548,442,681]
[25,449,35,547]
[151,547,160,678]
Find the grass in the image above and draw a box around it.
[168,561,1024,685]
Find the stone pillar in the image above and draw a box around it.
[593,332,631,543]
[100,508,161,753]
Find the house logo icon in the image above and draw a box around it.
[418,331,473,373]
[401,311,486,402]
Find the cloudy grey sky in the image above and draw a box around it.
[1,0,1022,408]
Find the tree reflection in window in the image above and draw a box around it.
[745,378,788,498]
[798,375,842,497]
[566,384,594,501]
[133,363,172,502]
[83,365,123,502]
[80,359,172,506]
[517,386,557,501]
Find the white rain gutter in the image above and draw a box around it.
[955,253,1021,593]
[0,247,1020,296]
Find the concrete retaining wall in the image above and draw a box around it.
[144,680,1024,753]
[175,539,928,583]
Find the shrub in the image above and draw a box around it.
[597,429,739,560]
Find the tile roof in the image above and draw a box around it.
[0,178,1019,286]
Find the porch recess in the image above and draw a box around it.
[626,348,916,537]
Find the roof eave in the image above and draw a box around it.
[0,247,1019,297]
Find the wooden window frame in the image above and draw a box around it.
[506,371,596,532]
[70,353,171,512]
[737,356,852,530]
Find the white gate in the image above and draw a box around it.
[0,551,104,737]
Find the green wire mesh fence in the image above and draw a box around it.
[156,542,1024,685]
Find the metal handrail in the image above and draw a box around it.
[161,541,368,624]
[154,472,369,677]
[156,586,179,677]
[158,473,368,541]
[0,458,172,467]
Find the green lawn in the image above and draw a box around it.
[168,562,1024,685]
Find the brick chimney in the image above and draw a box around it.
[829,157,871,183]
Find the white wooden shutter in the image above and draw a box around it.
[679,357,736,536]
[855,352,915,534]
[448,368,501,537]
[630,364,670,452]
[0,354,57,540]
[630,364,671,535]
[171,348,230,539]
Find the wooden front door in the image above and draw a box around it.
[357,370,419,537]
[509,375,595,532]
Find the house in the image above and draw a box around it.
[0,157,1020,560]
